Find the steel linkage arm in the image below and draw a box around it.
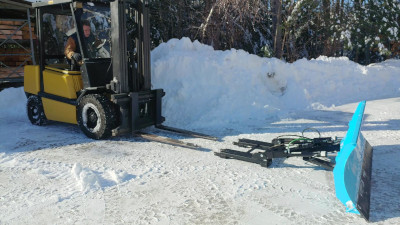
[216,137,340,169]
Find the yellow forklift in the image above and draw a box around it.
[24,0,215,146]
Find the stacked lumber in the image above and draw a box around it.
[0,67,24,79]
[0,20,35,82]
[0,20,35,69]
[0,47,33,67]
[0,21,36,40]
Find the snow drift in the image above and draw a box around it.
[0,87,27,123]
[152,38,400,128]
[1,37,400,129]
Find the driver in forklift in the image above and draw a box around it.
[64,20,101,68]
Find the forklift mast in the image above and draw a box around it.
[110,0,152,93]
[107,0,165,135]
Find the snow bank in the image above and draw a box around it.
[1,37,400,129]
[0,87,27,122]
[152,38,288,128]
[152,38,400,128]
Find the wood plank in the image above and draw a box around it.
[22,33,37,40]
[0,74,23,79]
[0,74,23,80]
[12,48,31,53]
[0,21,14,25]
[0,35,22,40]
[19,56,30,61]
[4,62,17,66]
[16,61,29,66]
[6,56,19,61]
[0,72,24,75]
[21,26,34,31]
[0,25,34,32]
[0,25,18,30]
[12,21,25,26]
[2,48,31,53]
[0,30,23,35]
[0,67,24,79]
[0,21,32,26]
[0,67,24,72]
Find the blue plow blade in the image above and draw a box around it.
[333,101,373,221]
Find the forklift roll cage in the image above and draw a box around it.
[34,0,151,91]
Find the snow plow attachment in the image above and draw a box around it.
[333,101,373,221]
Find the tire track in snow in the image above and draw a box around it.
[0,154,80,222]
[222,158,367,224]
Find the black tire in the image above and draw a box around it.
[25,92,31,99]
[77,94,117,140]
[27,95,47,125]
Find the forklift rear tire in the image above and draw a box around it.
[77,94,116,140]
[27,95,47,126]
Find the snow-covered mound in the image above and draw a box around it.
[1,38,400,129]
[152,38,400,128]
[0,87,27,122]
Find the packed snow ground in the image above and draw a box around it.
[1,38,400,224]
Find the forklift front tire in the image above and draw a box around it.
[27,95,47,126]
[77,94,116,140]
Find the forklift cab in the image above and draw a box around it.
[36,1,113,87]
[24,0,165,139]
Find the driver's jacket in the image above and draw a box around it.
[64,33,96,59]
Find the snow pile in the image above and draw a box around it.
[152,38,400,128]
[71,163,102,193]
[152,39,288,128]
[0,87,27,122]
[71,163,133,193]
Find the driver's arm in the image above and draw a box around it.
[64,37,76,60]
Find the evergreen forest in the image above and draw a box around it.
[149,0,400,64]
